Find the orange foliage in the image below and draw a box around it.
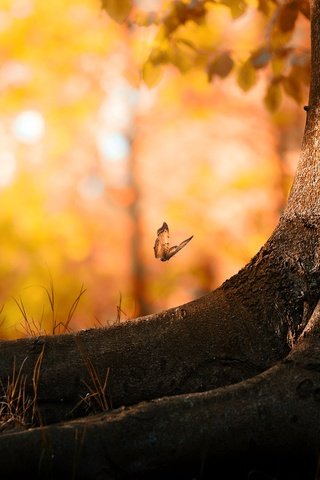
[0,0,308,338]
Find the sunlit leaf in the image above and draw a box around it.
[278,2,299,32]
[270,27,293,49]
[270,47,291,75]
[271,56,285,76]
[250,47,271,69]
[290,62,311,85]
[163,1,206,35]
[170,45,197,73]
[133,10,159,27]
[175,38,197,53]
[101,0,132,23]
[172,39,199,72]
[257,0,275,16]
[264,82,282,112]
[207,52,234,81]
[220,0,248,18]
[237,60,257,91]
[149,46,170,65]
[282,75,302,103]
[142,61,163,87]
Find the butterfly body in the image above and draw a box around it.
[154,222,193,261]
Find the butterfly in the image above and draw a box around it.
[154,222,193,262]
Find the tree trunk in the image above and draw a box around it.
[1,0,320,477]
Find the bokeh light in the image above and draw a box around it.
[12,110,45,144]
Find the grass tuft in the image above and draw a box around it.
[13,282,86,337]
[115,291,127,324]
[73,338,111,414]
[0,345,44,431]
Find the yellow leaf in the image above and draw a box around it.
[220,0,248,18]
[257,0,275,16]
[142,61,163,88]
[250,47,271,69]
[270,28,293,49]
[298,0,310,18]
[290,63,310,85]
[278,2,299,32]
[101,0,132,23]
[175,38,197,54]
[150,46,169,65]
[237,60,257,92]
[133,11,158,27]
[170,47,195,73]
[271,56,286,76]
[264,82,282,112]
[283,76,302,103]
[207,52,234,81]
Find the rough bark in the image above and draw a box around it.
[0,0,320,477]
[1,216,318,426]
[1,198,319,426]
[1,302,320,479]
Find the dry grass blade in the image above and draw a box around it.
[12,296,29,323]
[32,344,45,423]
[0,356,30,430]
[52,283,86,335]
[13,282,86,337]
[65,284,87,331]
[42,275,55,332]
[93,316,104,328]
[13,296,32,336]
[116,292,127,324]
[0,304,6,331]
[92,293,128,329]
[74,338,110,413]
[82,363,110,412]
[13,296,45,337]
[0,345,45,431]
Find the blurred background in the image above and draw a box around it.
[0,0,309,338]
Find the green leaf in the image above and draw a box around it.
[237,60,257,92]
[207,53,234,81]
[264,82,282,112]
[278,2,299,33]
[250,47,271,69]
[101,0,132,23]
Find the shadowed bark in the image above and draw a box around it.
[1,302,320,479]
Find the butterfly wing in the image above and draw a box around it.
[167,235,194,259]
[154,222,170,260]
[154,222,193,261]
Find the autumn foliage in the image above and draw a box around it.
[0,0,310,339]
